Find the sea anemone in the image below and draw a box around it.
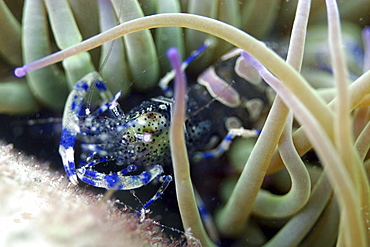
[1,0,370,246]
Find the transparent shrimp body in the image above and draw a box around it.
[59,73,172,194]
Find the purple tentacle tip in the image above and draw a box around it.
[363,27,370,46]
[166,47,184,85]
[166,47,181,66]
[241,51,254,64]
[363,26,370,38]
[241,51,261,71]
[14,67,27,78]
